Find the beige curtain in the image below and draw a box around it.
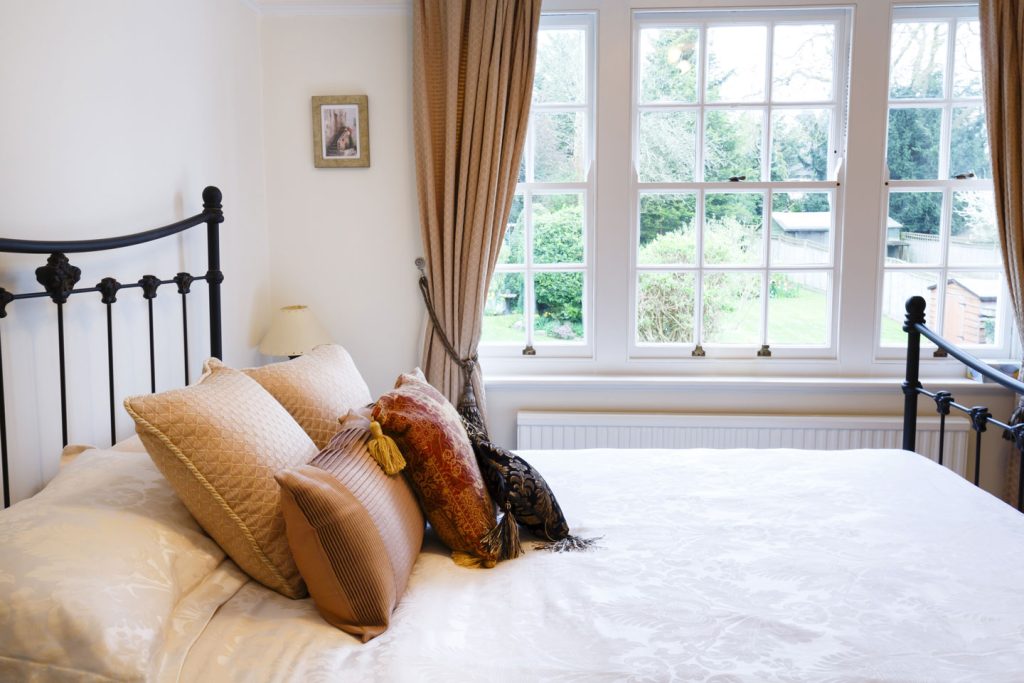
[412,0,541,426]
[979,1,1024,503]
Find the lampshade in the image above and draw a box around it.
[259,305,332,357]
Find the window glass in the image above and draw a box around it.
[483,17,592,351]
[633,9,845,353]
[881,9,1003,349]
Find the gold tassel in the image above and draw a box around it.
[482,502,522,561]
[368,421,406,475]
[451,551,497,569]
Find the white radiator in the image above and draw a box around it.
[516,412,970,477]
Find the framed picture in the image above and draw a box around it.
[312,95,370,168]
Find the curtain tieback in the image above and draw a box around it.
[415,258,486,435]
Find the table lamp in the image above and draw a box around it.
[259,305,332,359]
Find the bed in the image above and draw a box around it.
[2,190,1024,682]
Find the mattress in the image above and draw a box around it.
[169,447,1024,682]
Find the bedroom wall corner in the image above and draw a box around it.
[0,0,272,501]
[259,8,422,398]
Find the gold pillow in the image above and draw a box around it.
[124,359,318,598]
[277,428,424,641]
[245,344,372,449]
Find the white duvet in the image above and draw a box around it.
[5,445,1024,682]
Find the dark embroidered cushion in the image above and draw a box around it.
[469,436,570,542]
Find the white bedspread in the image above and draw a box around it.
[165,447,1024,682]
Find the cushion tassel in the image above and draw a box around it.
[368,421,406,475]
[534,535,601,553]
[451,551,497,568]
[482,502,523,561]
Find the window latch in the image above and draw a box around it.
[691,344,706,357]
[757,344,772,358]
[728,175,746,182]
[953,171,975,180]
[522,344,536,356]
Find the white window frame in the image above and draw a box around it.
[481,12,597,359]
[875,3,1012,360]
[629,7,853,360]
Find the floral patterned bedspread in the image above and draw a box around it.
[177,448,1024,682]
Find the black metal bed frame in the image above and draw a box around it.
[0,186,224,508]
[902,295,1024,511]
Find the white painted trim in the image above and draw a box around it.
[257,1,409,17]
[486,373,1012,394]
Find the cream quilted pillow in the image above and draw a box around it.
[124,359,318,598]
[245,344,372,449]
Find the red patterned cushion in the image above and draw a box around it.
[373,375,497,566]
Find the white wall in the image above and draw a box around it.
[0,0,271,501]
[260,8,422,397]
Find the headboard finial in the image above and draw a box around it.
[202,186,223,212]
[904,296,926,329]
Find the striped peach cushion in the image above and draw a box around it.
[277,428,424,641]
[245,345,372,449]
[124,359,318,599]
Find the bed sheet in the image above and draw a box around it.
[172,447,1024,682]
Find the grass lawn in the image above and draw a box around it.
[481,313,526,343]
[717,287,909,347]
[484,289,911,347]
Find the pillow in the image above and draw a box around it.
[0,446,226,681]
[470,433,570,541]
[124,358,318,598]
[277,428,424,641]
[245,344,372,449]
[465,421,598,553]
[372,373,498,567]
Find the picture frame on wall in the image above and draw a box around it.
[312,95,370,168]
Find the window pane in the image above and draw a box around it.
[950,191,1000,266]
[880,270,939,346]
[638,27,699,103]
[704,109,763,181]
[950,105,992,179]
[638,193,697,265]
[706,25,767,103]
[498,194,524,265]
[638,110,697,182]
[534,29,586,104]
[770,192,832,265]
[534,111,585,182]
[886,107,941,180]
[889,21,948,98]
[705,193,764,265]
[886,192,943,265]
[534,272,584,343]
[770,108,830,181]
[482,272,525,344]
[952,19,982,98]
[703,272,762,344]
[637,272,695,343]
[772,23,835,102]
[942,271,1001,345]
[533,193,584,264]
[768,271,829,345]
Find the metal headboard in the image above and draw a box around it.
[902,295,1024,511]
[0,186,224,508]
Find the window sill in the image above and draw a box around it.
[484,374,1014,395]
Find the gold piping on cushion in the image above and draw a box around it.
[123,402,295,595]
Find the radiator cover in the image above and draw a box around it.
[515,412,970,477]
